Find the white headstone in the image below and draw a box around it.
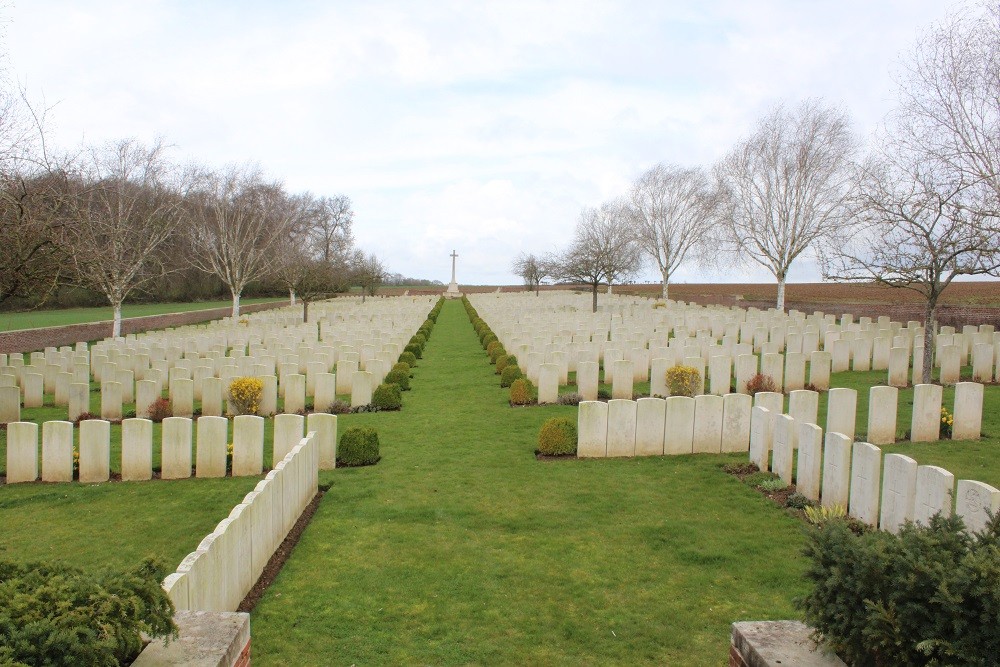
[577,401,608,458]
[955,480,1000,533]
[913,465,955,525]
[910,383,943,442]
[796,422,823,501]
[821,431,852,509]
[78,419,110,483]
[879,453,917,534]
[848,442,881,527]
[952,382,983,440]
[634,397,666,456]
[721,393,752,453]
[196,415,229,478]
[866,385,898,445]
[41,420,73,482]
[121,417,153,481]
[606,399,637,457]
[826,388,857,441]
[161,416,193,479]
[771,414,795,485]
[664,395,695,455]
[6,421,38,483]
[692,394,724,454]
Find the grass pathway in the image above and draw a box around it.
[251,300,809,665]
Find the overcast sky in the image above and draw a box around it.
[6,0,959,285]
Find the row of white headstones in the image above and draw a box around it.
[1,296,435,483]
[469,292,998,533]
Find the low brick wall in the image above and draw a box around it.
[0,301,290,354]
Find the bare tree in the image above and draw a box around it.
[352,251,386,303]
[63,138,184,336]
[185,165,295,317]
[626,163,717,300]
[289,254,337,323]
[713,99,856,310]
[310,194,354,263]
[551,202,641,312]
[895,2,999,216]
[511,252,548,295]
[824,4,1000,383]
[0,89,67,306]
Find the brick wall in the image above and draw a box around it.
[0,301,290,354]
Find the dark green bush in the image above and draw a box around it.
[404,343,422,360]
[538,417,578,455]
[338,426,380,466]
[384,368,410,390]
[495,354,515,375]
[0,558,176,666]
[371,383,403,410]
[399,351,417,367]
[799,513,1000,666]
[509,378,536,406]
[486,340,503,358]
[500,364,523,388]
[391,361,411,377]
[410,333,427,349]
[489,345,507,364]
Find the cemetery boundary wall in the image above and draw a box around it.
[0,300,290,354]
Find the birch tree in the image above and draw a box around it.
[627,163,716,300]
[714,99,856,310]
[64,138,183,336]
[186,165,296,317]
[551,202,641,313]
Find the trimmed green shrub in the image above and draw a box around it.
[495,354,515,375]
[371,383,403,410]
[0,558,177,666]
[391,361,412,377]
[538,417,578,455]
[509,378,536,405]
[486,340,503,358]
[411,332,427,349]
[338,426,380,466]
[399,351,417,367]
[385,368,410,390]
[500,364,523,388]
[489,345,507,364]
[799,513,1000,666]
[404,343,422,359]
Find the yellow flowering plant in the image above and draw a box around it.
[665,365,701,397]
[940,406,954,439]
[228,377,263,415]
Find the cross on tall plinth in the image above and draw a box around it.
[445,248,462,298]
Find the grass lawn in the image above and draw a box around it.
[0,297,286,332]
[250,300,810,665]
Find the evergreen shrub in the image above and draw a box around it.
[538,417,578,455]
[338,426,381,466]
[500,364,523,387]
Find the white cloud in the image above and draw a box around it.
[5,0,961,285]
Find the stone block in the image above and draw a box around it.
[888,346,909,387]
[808,351,831,390]
[708,354,731,395]
[761,353,784,392]
[749,406,773,471]
[100,380,122,420]
[851,338,872,371]
[821,431,852,509]
[41,420,73,482]
[872,336,891,371]
[196,416,228,478]
[538,363,559,404]
[314,373,337,413]
[911,383,943,442]
[79,419,110,483]
[350,370,373,408]
[121,418,153,481]
[771,415,795,485]
[796,422,823,501]
[54,372,72,406]
[721,393,752,453]
[735,354,757,394]
[955,480,1000,534]
[788,389,819,447]
[611,360,634,400]
[634,397,666,456]
[283,373,306,413]
[913,465,955,525]
[135,379,157,420]
[606,399,636,457]
[307,412,337,469]
[232,414,264,476]
[867,385,898,445]
[879,453,917,533]
[162,416,193,479]
[0,385,21,424]
[273,413,304,465]
[825,387,856,441]
[259,375,277,416]
[201,376,223,417]
[336,359,357,394]
[848,442,881,527]
[22,372,43,408]
[784,352,805,392]
[170,377,194,418]
[938,344,960,385]
[831,339,850,372]
[6,421,38,483]
[952,382,983,440]
[576,361,599,401]
[692,394,723,454]
[664,395,695,455]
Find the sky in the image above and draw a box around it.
[4,0,961,286]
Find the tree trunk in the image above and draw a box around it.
[607,283,613,295]
[111,302,123,338]
[922,300,937,384]
[535,282,539,296]
[661,268,670,300]
[289,289,296,306]
[361,291,366,304]
[591,283,598,313]
[231,290,241,318]
[303,299,309,324]
[776,276,786,311]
